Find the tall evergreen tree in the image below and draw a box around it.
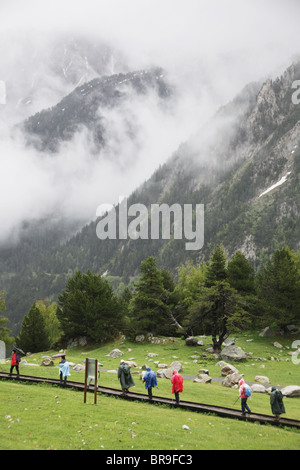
[186,246,248,352]
[129,257,176,336]
[227,251,255,294]
[16,304,50,353]
[57,270,124,342]
[258,246,300,329]
[205,244,227,286]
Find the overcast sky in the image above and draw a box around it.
[0,0,300,242]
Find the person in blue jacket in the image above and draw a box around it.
[59,356,70,385]
[142,366,157,400]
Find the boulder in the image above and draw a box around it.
[223,338,235,347]
[185,336,204,346]
[281,385,300,397]
[106,349,123,358]
[135,335,145,343]
[124,361,138,368]
[259,327,277,337]
[221,363,239,376]
[72,364,85,371]
[170,360,182,372]
[147,353,158,358]
[255,375,270,384]
[157,363,168,368]
[222,372,243,387]
[198,369,209,375]
[41,358,54,366]
[273,342,283,349]
[194,374,212,384]
[251,384,266,393]
[221,345,247,362]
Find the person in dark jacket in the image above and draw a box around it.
[270,386,286,420]
[142,366,157,400]
[118,360,135,395]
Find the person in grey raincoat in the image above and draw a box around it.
[142,366,157,400]
[117,360,135,394]
[270,386,285,420]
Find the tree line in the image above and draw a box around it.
[1,245,299,354]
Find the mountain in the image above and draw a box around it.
[21,67,171,153]
[0,34,126,124]
[2,60,300,333]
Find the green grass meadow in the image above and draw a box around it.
[1,332,300,450]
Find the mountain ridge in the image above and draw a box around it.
[2,60,300,333]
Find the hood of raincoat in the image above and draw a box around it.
[143,367,157,389]
[171,369,183,394]
[239,379,245,385]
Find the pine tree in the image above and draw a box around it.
[227,251,255,294]
[16,304,50,353]
[206,244,227,286]
[258,246,300,329]
[186,246,249,352]
[57,270,124,342]
[129,257,176,336]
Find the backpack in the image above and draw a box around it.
[244,384,252,397]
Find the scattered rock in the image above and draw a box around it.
[106,349,123,358]
[41,358,54,367]
[221,363,239,376]
[259,327,278,337]
[185,337,204,346]
[255,375,270,384]
[281,385,300,397]
[251,384,266,393]
[221,345,247,362]
[170,361,182,372]
[198,369,209,375]
[124,361,138,368]
[223,338,235,347]
[135,335,145,343]
[273,342,283,349]
[222,372,243,387]
[72,364,85,371]
[195,374,212,384]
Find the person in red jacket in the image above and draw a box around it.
[9,349,20,377]
[239,378,251,415]
[171,369,183,404]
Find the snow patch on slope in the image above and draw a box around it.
[258,172,291,198]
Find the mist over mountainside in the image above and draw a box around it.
[2,59,300,333]
[21,67,171,153]
[1,0,300,334]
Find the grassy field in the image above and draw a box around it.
[1,331,300,450]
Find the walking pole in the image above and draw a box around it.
[233,396,240,406]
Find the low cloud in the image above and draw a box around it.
[1,0,300,242]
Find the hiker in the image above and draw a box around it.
[142,366,157,400]
[239,378,251,416]
[59,355,70,385]
[9,349,20,377]
[118,360,135,395]
[171,369,183,404]
[270,386,285,421]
